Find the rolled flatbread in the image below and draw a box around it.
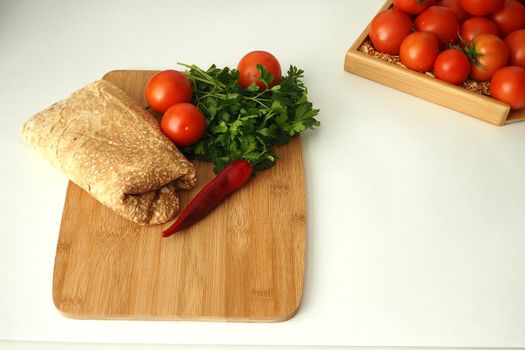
[21,79,196,225]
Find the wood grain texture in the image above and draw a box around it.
[52,70,306,322]
[344,0,525,126]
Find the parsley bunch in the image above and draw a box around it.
[178,63,320,173]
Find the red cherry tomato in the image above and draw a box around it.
[505,29,525,67]
[434,49,471,84]
[491,0,525,37]
[469,34,509,80]
[459,0,505,16]
[400,32,440,72]
[237,51,282,91]
[415,6,460,48]
[439,0,470,22]
[369,9,414,55]
[145,70,192,114]
[160,103,206,147]
[460,17,499,45]
[392,0,436,14]
[491,66,525,109]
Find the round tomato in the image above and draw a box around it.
[468,34,509,80]
[439,0,470,22]
[400,32,440,72]
[460,17,500,44]
[434,49,470,84]
[505,29,525,67]
[491,0,525,37]
[369,9,414,55]
[392,0,435,14]
[237,51,282,91]
[145,70,192,114]
[160,103,206,146]
[491,66,525,109]
[459,0,505,16]
[415,6,460,48]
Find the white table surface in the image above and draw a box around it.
[2,0,525,348]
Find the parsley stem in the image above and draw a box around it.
[189,75,217,86]
[247,98,270,109]
[246,96,272,102]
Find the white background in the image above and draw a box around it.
[1,0,525,348]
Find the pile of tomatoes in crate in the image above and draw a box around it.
[368,0,525,109]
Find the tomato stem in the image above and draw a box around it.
[459,33,487,71]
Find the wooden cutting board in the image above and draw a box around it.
[52,70,306,322]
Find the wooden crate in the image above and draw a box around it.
[344,0,525,126]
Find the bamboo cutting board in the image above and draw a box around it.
[52,70,306,322]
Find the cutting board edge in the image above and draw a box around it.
[102,69,158,79]
[51,294,303,323]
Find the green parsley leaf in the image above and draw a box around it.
[179,62,320,173]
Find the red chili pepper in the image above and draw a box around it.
[161,160,253,237]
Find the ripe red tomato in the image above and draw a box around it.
[434,49,471,84]
[460,17,500,44]
[415,6,460,48]
[469,34,509,80]
[491,66,525,109]
[237,51,282,91]
[459,0,505,16]
[505,29,525,67]
[392,0,436,14]
[160,103,206,146]
[145,70,192,114]
[491,0,525,37]
[369,9,414,55]
[400,32,440,72]
[439,0,470,22]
